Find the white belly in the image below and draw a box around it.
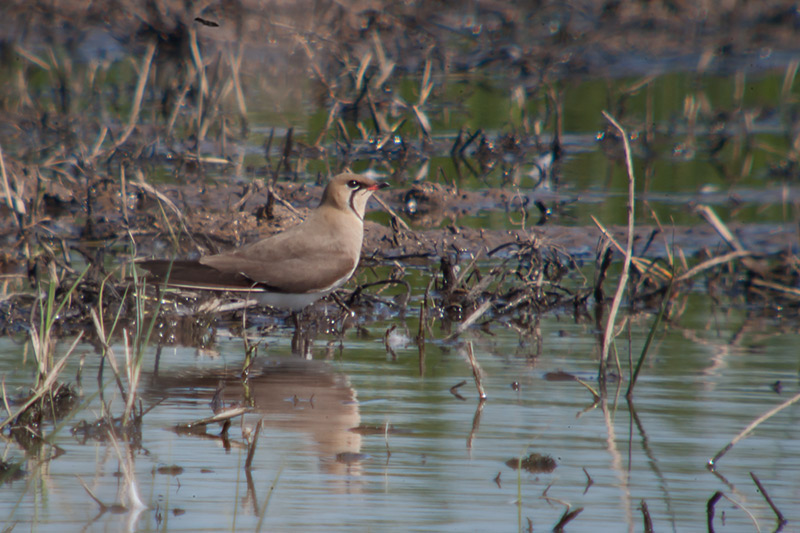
[251,290,332,312]
[247,267,354,312]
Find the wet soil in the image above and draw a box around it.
[0,0,799,347]
[0,2,798,360]
[2,174,797,267]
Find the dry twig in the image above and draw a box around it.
[464,342,487,400]
[599,111,636,378]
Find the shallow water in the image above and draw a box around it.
[2,296,798,531]
[3,4,800,532]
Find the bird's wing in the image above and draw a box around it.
[138,260,258,290]
[200,223,360,293]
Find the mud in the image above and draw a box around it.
[0,0,798,362]
[3,175,796,268]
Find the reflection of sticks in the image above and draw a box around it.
[256,464,284,527]
[465,342,487,400]
[245,419,263,470]
[707,491,760,532]
[706,491,722,531]
[574,376,600,403]
[582,468,594,495]
[466,398,486,451]
[384,421,392,458]
[602,396,634,530]
[77,475,113,511]
[750,471,787,528]
[445,300,493,341]
[176,406,250,430]
[449,380,467,401]
[708,391,800,469]
[627,280,673,399]
[640,500,653,532]
[107,429,146,512]
[244,468,258,516]
[628,399,679,527]
[417,290,427,375]
[599,112,636,377]
[0,334,80,431]
[541,483,584,532]
[553,507,584,532]
[384,324,399,360]
[542,482,569,507]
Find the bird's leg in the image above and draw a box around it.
[290,310,316,358]
[291,312,301,354]
[291,311,310,357]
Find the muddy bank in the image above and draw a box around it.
[3,176,796,271]
[0,0,798,332]
[366,219,800,262]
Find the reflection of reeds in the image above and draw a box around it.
[122,257,163,425]
[88,247,162,429]
[708,390,800,470]
[0,266,87,431]
[464,341,486,400]
[32,265,88,385]
[0,334,81,432]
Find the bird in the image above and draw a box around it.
[138,173,389,311]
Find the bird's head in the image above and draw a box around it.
[321,173,389,220]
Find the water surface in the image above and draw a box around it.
[2,304,798,531]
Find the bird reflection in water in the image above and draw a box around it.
[146,359,365,497]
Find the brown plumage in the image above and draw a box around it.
[139,173,388,310]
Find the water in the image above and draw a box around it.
[3,5,800,531]
[2,303,798,532]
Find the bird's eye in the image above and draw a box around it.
[347,179,360,189]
